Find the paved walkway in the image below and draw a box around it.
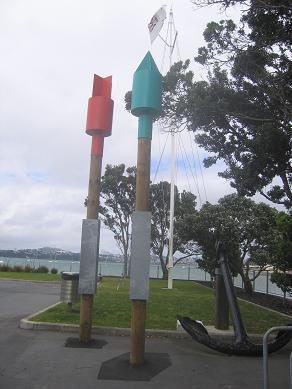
[1,279,291,389]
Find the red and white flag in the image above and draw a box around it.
[148,7,167,43]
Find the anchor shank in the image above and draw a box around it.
[218,248,248,344]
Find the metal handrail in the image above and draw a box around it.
[263,326,292,389]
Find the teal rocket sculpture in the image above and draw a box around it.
[131,51,162,139]
[130,52,162,366]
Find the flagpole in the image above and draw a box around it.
[167,8,176,290]
[148,6,177,290]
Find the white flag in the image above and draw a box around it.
[148,7,167,44]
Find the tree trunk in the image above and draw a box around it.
[239,265,253,294]
[240,271,253,294]
[123,253,128,278]
[159,254,168,279]
[244,278,253,294]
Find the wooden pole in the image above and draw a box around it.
[86,153,103,220]
[130,138,151,365]
[79,141,103,343]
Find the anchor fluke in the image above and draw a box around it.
[178,241,292,356]
[177,315,292,356]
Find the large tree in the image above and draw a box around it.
[270,212,292,301]
[150,181,197,278]
[99,164,136,277]
[144,0,292,208]
[96,164,197,278]
[184,194,280,293]
[192,0,292,12]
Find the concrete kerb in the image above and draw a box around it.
[18,280,292,342]
[19,301,189,339]
[20,301,263,342]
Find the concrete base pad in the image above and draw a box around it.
[64,337,107,348]
[98,352,171,381]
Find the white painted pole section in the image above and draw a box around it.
[163,8,176,290]
[167,8,176,290]
[168,129,176,289]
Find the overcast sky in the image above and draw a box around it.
[0,0,243,254]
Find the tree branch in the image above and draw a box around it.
[259,190,287,205]
[280,172,292,203]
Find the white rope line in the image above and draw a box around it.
[194,140,208,203]
[188,131,208,203]
[177,137,193,193]
[152,131,170,184]
[178,133,203,206]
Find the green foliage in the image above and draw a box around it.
[99,164,136,277]
[0,264,51,274]
[13,265,23,272]
[0,264,11,272]
[34,266,49,274]
[136,1,292,208]
[270,213,292,294]
[24,265,34,273]
[150,181,197,278]
[0,271,60,281]
[194,2,292,207]
[187,194,280,291]
[98,164,197,279]
[271,272,292,296]
[51,268,58,274]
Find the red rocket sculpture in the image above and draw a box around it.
[79,75,114,343]
[85,74,114,220]
[86,75,113,156]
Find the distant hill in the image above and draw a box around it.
[0,247,125,262]
[0,247,198,264]
[0,247,81,261]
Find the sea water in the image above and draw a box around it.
[0,256,209,280]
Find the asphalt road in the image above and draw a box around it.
[0,280,59,388]
[0,279,291,389]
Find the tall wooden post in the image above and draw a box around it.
[129,52,162,365]
[79,138,103,343]
[79,75,114,343]
[131,138,151,364]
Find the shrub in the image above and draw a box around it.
[51,268,58,274]
[13,265,24,272]
[0,265,12,272]
[24,265,34,273]
[35,266,49,274]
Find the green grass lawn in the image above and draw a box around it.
[30,277,291,334]
[0,271,61,282]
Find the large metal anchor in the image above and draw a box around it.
[177,242,292,356]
